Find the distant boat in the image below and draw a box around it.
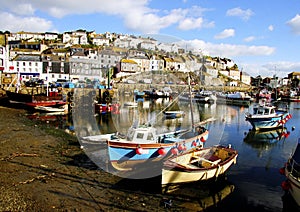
[216,92,252,106]
[178,92,213,104]
[94,103,121,114]
[5,90,65,107]
[245,103,291,131]
[280,137,300,207]
[161,145,238,192]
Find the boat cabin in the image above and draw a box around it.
[253,105,276,116]
[126,126,157,143]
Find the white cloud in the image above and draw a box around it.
[214,29,235,39]
[0,1,214,34]
[10,3,35,16]
[286,14,300,35]
[241,61,300,77]
[178,17,204,30]
[226,7,254,21]
[176,39,275,58]
[244,36,255,42]
[268,25,274,31]
[0,12,53,32]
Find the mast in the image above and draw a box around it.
[188,72,195,131]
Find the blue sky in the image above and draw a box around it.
[1,0,300,77]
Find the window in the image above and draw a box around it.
[136,133,144,139]
[147,133,154,141]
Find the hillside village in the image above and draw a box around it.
[0,29,299,90]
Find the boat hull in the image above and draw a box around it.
[107,130,209,171]
[245,112,290,131]
[216,96,251,106]
[161,146,238,189]
[285,167,300,206]
[6,90,65,107]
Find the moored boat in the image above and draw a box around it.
[245,103,292,131]
[105,124,209,172]
[6,90,66,107]
[216,92,252,106]
[161,145,238,192]
[280,137,300,207]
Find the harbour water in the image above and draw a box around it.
[26,95,300,212]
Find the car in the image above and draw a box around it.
[24,78,45,87]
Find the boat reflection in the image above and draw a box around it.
[243,128,290,159]
[162,178,235,211]
[243,127,289,146]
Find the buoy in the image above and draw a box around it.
[279,167,285,175]
[158,147,167,155]
[281,180,290,191]
[284,131,290,138]
[192,141,197,146]
[178,144,184,151]
[200,137,206,142]
[171,147,178,155]
[136,147,143,155]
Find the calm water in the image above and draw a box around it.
[27,95,300,212]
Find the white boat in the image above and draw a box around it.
[281,137,300,206]
[161,145,238,192]
[245,103,291,131]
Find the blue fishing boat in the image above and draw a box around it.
[245,103,292,131]
[106,123,209,171]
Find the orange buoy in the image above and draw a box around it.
[158,147,167,155]
[279,167,285,175]
[171,147,178,155]
[281,180,290,191]
[136,147,143,155]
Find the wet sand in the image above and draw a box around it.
[0,104,166,211]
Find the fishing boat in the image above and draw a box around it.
[245,103,292,131]
[216,92,252,106]
[178,92,214,104]
[105,123,209,172]
[6,89,66,107]
[280,137,300,207]
[161,145,238,192]
[94,102,121,114]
